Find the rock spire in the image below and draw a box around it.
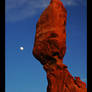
[33,0,87,92]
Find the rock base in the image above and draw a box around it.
[43,63,87,92]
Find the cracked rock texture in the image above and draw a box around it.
[33,0,67,65]
[43,63,87,92]
[33,0,87,92]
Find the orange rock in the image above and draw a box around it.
[32,0,87,92]
[33,0,67,65]
[43,63,87,92]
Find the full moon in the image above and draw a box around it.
[20,46,24,51]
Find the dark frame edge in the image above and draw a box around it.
[0,0,5,92]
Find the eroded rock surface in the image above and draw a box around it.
[33,0,87,92]
[33,0,67,65]
[44,63,87,92]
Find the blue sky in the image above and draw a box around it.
[5,0,87,92]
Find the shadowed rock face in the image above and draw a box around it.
[32,0,87,92]
[33,0,67,65]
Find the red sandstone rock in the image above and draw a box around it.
[33,0,87,92]
[43,63,87,92]
[33,0,67,65]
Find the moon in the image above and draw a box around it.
[20,46,24,51]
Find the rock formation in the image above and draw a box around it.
[33,0,87,92]
[43,63,87,92]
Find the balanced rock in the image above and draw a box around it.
[32,0,87,92]
[33,0,67,65]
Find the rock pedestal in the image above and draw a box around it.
[33,0,87,92]
[44,63,87,92]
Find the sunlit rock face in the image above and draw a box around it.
[32,0,87,92]
[43,63,87,92]
[33,0,67,65]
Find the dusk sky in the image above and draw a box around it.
[5,0,87,92]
